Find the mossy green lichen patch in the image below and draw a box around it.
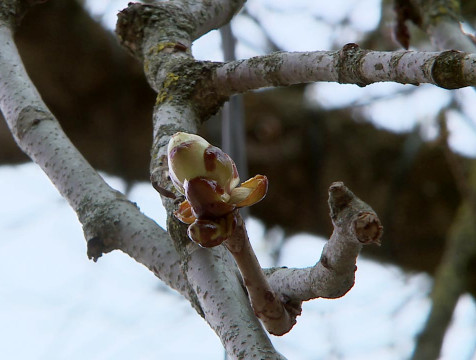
[156,72,181,105]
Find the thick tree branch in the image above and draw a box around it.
[214,46,476,94]
[0,1,190,300]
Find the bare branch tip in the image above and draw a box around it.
[328,181,354,217]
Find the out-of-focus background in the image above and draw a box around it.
[1,0,476,359]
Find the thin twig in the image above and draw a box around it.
[224,213,297,335]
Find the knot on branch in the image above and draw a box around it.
[79,196,132,261]
[87,236,115,262]
[337,43,370,87]
[431,50,467,89]
[16,105,51,141]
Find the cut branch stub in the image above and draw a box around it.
[328,181,383,245]
[115,2,148,59]
[167,132,267,247]
[354,211,383,245]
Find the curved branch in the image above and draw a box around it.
[264,182,382,302]
[185,0,246,40]
[214,46,476,95]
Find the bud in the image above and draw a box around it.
[167,132,239,197]
[187,213,237,248]
[167,132,268,247]
[184,177,235,218]
[229,175,268,208]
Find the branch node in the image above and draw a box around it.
[284,299,302,317]
[337,43,370,87]
[431,50,467,89]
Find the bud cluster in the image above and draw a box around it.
[167,132,268,247]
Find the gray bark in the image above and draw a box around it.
[214,48,476,94]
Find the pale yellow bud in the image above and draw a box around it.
[167,132,240,197]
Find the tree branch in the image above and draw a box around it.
[222,182,382,337]
[412,196,476,360]
[117,3,286,359]
[114,0,390,356]
[224,214,298,336]
[214,46,476,94]
[264,182,382,302]
[412,115,476,360]
[413,0,475,51]
[0,0,190,301]
[410,3,476,358]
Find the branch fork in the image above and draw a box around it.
[167,132,383,335]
